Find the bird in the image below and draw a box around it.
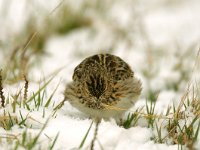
[64,53,142,120]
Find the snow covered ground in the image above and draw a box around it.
[0,0,200,149]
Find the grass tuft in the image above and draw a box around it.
[0,69,5,107]
[23,75,29,107]
[14,118,50,150]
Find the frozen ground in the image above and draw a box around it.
[0,0,200,149]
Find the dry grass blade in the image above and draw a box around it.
[20,0,65,53]
[102,104,171,120]
[90,119,101,150]
[0,133,19,140]
[49,0,65,15]
[21,32,38,54]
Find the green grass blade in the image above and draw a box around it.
[49,132,59,150]
[79,121,93,149]
[194,120,200,140]
[45,80,61,107]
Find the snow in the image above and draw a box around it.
[0,0,200,149]
[144,0,200,47]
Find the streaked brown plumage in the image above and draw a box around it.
[65,54,142,119]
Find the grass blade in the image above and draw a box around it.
[79,121,93,149]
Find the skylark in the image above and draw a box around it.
[64,54,142,119]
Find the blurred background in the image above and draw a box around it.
[0,0,200,104]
